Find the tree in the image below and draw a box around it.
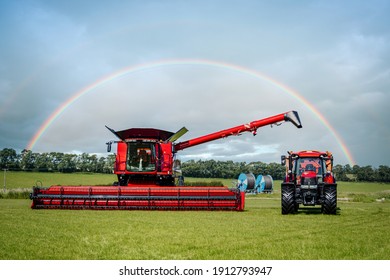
[34,153,52,171]
[377,165,390,182]
[58,154,77,173]
[333,164,348,181]
[20,149,35,171]
[0,148,18,169]
[49,152,64,172]
[356,165,375,182]
[268,162,285,180]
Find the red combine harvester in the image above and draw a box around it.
[30,111,302,211]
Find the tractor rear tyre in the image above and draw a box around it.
[322,184,337,214]
[281,184,296,215]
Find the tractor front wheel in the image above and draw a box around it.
[281,184,296,215]
[322,184,337,214]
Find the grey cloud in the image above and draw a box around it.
[1,0,389,166]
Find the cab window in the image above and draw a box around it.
[127,142,156,172]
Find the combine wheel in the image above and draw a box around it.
[322,184,337,214]
[118,175,129,186]
[281,184,296,215]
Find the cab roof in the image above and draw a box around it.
[106,126,174,141]
[290,150,332,158]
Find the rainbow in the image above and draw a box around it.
[26,58,355,165]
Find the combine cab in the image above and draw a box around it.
[281,150,337,214]
[30,111,302,211]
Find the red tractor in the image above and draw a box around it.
[281,150,337,214]
[30,111,302,211]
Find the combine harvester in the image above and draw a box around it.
[30,111,302,211]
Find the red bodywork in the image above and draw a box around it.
[173,112,296,151]
[30,111,302,211]
[284,150,335,185]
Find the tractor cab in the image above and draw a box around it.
[294,157,325,186]
[282,150,334,185]
[105,126,176,185]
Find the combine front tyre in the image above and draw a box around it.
[281,183,296,214]
[322,184,337,214]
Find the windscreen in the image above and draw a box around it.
[126,142,156,172]
[295,157,325,176]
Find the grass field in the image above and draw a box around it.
[0,172,389,260]
[2,171,116,189]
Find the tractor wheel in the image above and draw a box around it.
[281,184,296,214]
[322,184,337,214]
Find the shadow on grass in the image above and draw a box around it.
[295,206,341,216]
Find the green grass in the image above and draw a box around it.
[2,171,116,189]
[1,173,389,260]
[0,171,117,199]
[1,198,389,260]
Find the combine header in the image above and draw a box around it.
[30,111,302,211]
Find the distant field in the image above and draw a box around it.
[0,172,389,260]
[1,172,389,201]
[2,171,116,189]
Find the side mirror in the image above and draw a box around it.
[106,141,112,153]
[281,155,286,166]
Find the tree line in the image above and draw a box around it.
[1,148,389,182]
[181,159,390,182]
[0,148,115,173]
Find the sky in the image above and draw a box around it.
[0,0,389,167]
